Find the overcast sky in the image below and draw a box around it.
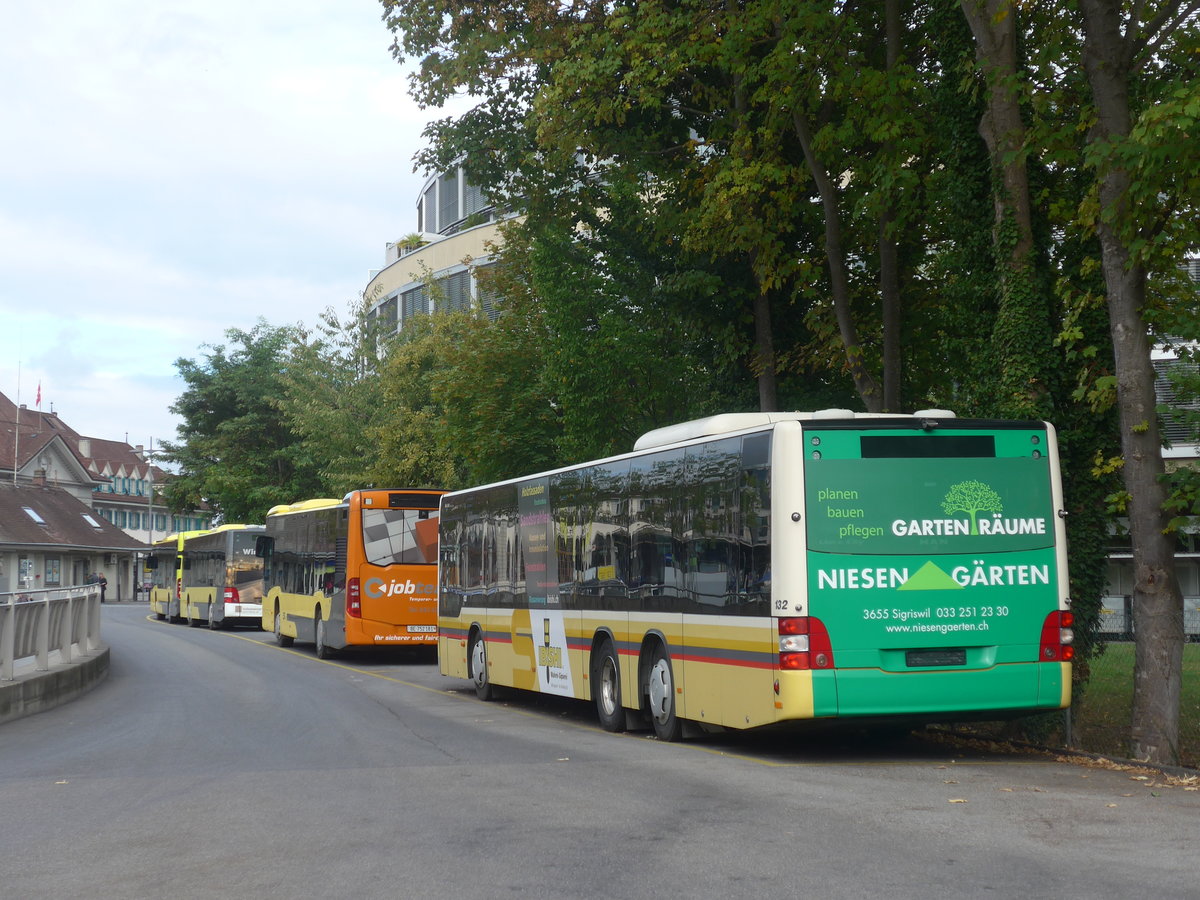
[1,1,458,450]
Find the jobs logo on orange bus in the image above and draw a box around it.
[363,578,435,599]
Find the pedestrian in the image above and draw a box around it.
[97,572,108,603]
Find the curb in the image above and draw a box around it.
[924,726,1200,778]
[0,646,111,726]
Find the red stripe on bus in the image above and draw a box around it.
[679,653,776,669]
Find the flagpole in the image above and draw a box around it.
[12,361,20,485]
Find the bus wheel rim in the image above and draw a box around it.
[600,656,618,716]
[471,640,486,688]
[649,658,671,722]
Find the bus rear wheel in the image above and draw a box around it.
[647,646,682,742]
[592,640,625,733]
[274,610,293,647]
[469,631,494,701]
[314,615,333,659]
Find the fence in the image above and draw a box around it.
[1097,596,1200,642]
[1,585,103,681]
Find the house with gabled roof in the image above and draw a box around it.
[0,477,143,597]
[1,391,212,598]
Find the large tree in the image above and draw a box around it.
[378,0,1195,759]
[1073,0,1198,764]
[277,300,389,496]
[161,321,324,523]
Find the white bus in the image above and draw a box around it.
[438,411,1073,739]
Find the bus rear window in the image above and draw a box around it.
[860,435,995,458]
[363,508,440,566]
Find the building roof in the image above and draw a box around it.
[0,391,165,484]
[0,481,144,551]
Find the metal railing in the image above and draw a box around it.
[1,585,103,681]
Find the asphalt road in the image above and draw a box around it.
[1,603,1196,899]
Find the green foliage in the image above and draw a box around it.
[427,304,561,487]
[161,320,324,523]
[365,315,469,491]
[276,300,388,496]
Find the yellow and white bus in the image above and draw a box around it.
[259,489,445,658]
[178,524,265,629]
[438,411,1073,740]
[147,526,265,627]
[146,531,203,622]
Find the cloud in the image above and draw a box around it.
[0,1,455,445]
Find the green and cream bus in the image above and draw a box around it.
[437,410,1073,740]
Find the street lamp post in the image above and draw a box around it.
[143,439,155,599]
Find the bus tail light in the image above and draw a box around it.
[347,577,362,618]
[223,587,239,605]
[1040,610,1074,661]
[176,577,182,600]
[779,617,834,670]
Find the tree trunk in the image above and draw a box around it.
[1079,0,1184,765]
[879,0,903,413]
[959,0,1053,420]
[879,215,902,412]
[791,108,884,411]
[751,278,779,412]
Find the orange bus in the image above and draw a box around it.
[258,489,444,658]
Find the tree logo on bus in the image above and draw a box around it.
[891,480,1046,538]
[941,480,1002,535]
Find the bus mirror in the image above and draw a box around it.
[255,535,274,558]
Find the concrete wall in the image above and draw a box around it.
[0,645,109,725]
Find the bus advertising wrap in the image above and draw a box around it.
[805,452,1059,650]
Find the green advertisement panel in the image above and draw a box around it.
[805,456,1055,555]
[803,439,1059,659]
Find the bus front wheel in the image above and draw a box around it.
[647,646,682,742]
[274,610,293,647]
[592,640,625,733]
[470,632,494,701]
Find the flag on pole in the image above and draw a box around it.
[36,382,41,408]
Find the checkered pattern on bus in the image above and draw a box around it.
[362,509,418,565]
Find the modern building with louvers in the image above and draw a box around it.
[363,164,514,337]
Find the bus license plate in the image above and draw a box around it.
[407,625,436,633]
[906,649,966,668]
